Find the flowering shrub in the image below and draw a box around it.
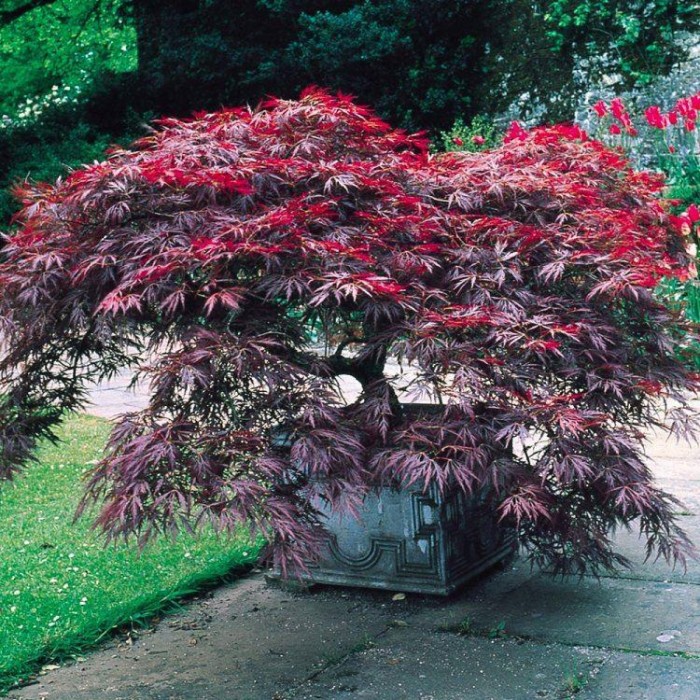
[590,91,700,359]
[435,115,499,153]
[0,89,697,575]
[0,84,85,132]
[590,91,700,205]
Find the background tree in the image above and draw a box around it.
[0,0,136,223]
[1,1,697,224]
[117,0,700,128]
[0,0,133,116]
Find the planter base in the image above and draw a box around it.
[269,484,516,596]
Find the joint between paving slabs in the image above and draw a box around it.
[275,622,397,699]
[438,616,700,660]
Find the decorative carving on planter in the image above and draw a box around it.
[270,483,516,596]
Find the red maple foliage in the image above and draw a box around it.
[0,88,698,575]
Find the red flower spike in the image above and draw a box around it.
[645,105,665,129]
[593,100,608,118]
[676,97,697,121]
[610,97,627,120]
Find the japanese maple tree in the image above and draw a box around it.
[0,88,697,575]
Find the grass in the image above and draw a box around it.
[439,616,509,640]
[0,413,263,694]
[560,670,587,698]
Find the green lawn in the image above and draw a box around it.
[0,414,262,694]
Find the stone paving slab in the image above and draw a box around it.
[612,511,700,583]
[6,577,399,700]
[84,372,149,419]
[645,431,700,482]
[579,651,700,700]
[287,629,605,700]
[9,564,700,700]
[425,566,700,654]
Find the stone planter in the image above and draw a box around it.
[278,482,515,596]
[268,405,517,596]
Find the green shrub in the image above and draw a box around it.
[434,115,501,153]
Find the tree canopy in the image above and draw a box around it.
[0,90,696,574]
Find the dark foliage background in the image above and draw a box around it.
[0,0,698,224]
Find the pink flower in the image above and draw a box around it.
[593,100,608,117]
[471,135,485,146]
[668,145,676,154]
[610,98,626,120]
[609,124,621,135]
[644,105,665,129]
[685,120,696,132]
[687,204,700,224]
[667,110,678,125]
[676,97,696,120]
[452,137,464,147]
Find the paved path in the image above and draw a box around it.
[8,388,699,699]
[82,372,150,419]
